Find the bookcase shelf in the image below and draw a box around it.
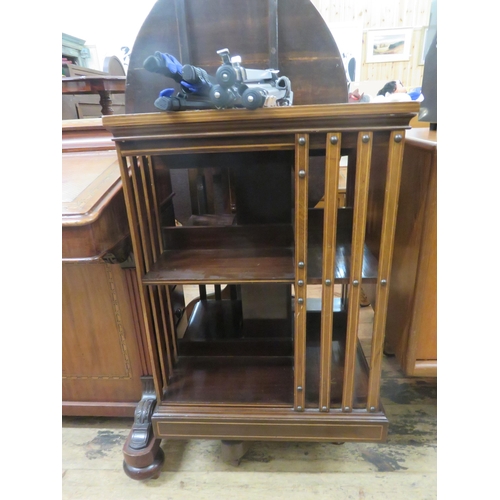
[143,224,295,284]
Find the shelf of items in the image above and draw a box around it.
[102,101,419,477]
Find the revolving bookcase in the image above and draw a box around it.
[102,102,419,479]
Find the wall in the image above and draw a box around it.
[311,0,434,89]
[62,0,157,72]
[62,0,433,87]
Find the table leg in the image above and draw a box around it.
[98,91,114,115]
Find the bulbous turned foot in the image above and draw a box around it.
[123,447,164,480]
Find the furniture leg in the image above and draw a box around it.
[221,440,252,466]
[123,376,164,480]
[98,90,114,115]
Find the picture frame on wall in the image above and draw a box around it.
[365,29,413,63]
[419,28,429,65]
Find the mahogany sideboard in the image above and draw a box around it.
[62,119,149,417]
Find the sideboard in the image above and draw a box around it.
[62,119,149,416]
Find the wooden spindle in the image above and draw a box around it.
[319,132,341,412]
[115,149,163,401]
[148,156,165,255]
[367,130,405,411]
[342,132,372,412]
[138,156,159,263]
[294,133,309,411]
[130,156,152,272]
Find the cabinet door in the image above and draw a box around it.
[62,262,147,416]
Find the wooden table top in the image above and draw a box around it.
[62,76,126,95]
[62,150,122,227]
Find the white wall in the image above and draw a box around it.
[62,0,157,71]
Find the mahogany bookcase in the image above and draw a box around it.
[103,101,419,479]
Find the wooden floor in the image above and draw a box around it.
[62,289,437,499]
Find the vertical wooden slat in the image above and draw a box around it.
[204,168,215,214]
[294,133,309,411]
[131,155,170,390]
[345,150,357,207]
[319,132,341,411]
[148,156,179,368]
[367,130,405,411]
[132,157,172,388]
[130,157,152,272]
[115,149,162,401]
[148,287,170,388]
[165,285,179,361]
[228,167,237,214]
[174,0,190,64]
[139,156,159,262]
[147,156,164,254]
[342,131,372,412]
[139,156,161,262]
[141,156,175,378]
[156,286,174,374]
[341,284,348,309]
[188,168,200,215]
[268,0,279,69]
[147,156,177,378]
[195,168,208,214]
